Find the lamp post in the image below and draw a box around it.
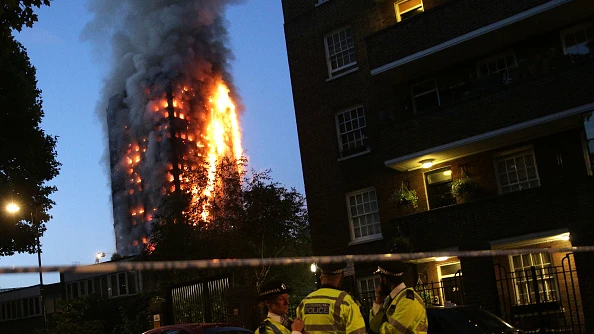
[95,251,107,264]
[5,202,47,334]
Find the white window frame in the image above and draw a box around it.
[0,297,40,322]
[560,23,593,55]
[494,146,541,194]
[411,79,440,114]
[336,105,368,157]
[509,252,559,305]
[476,50,518,78]
[108,272,137,298]
[394,0,424,22]
[324,27,357,78]
[357,276,380,306]
[346,187,383,244]
[67,279,95,299]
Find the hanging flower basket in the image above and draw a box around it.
[451,176,478,202]
[392,182,418,208]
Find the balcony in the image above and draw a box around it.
[385,177,594,251]
[367,0,593,79]
[382,54,594,170]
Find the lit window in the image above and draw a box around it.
[561,23,593,55]
[336,106,367,157]
[347,188,382,242]
[395,0,424,22]
[411,79,440,113]
[477,51,517,78]
[495,148,540,194]
[325,27,357,77]
[425,166,455,209]
[510,253,558,305]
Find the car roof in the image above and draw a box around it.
[142,323,246,334]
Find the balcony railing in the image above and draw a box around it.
[386,177,594,252]
[367,0,564,70]
[381,54,594,159]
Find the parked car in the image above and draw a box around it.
[142,323,253,334]
[427,306,525,333]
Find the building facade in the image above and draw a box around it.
[282,0,594,332]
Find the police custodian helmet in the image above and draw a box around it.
[373,261,407,277]
[317,262,347,274]
[258,280,292,301]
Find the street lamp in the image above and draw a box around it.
[4,202,47,334]
[95,251,107,264]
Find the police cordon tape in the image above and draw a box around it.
[1,246,593,274]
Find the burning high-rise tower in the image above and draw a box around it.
[87,0,243,255]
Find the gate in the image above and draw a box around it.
[415,270,465,307]
[495,253,585,333]
[168,275,230,324]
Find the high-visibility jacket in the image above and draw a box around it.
[369,287,428,334]
[255,317,291,334]
[296,286,366,334]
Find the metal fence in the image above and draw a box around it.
[495,253,585,333]
[169,275,230,324]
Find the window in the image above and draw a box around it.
[411,79,440,113]
[346,188,382,242]
[67,279,95,299]
[495,148,540,194]
[561,23,593,55]
[325,27,357,77]
[395,0,424,22]
[358,276,380,309]
[108,271,138,298]
[0,297,40,322]
[336,106,367,157]
[425,167,455,209]
[477,51,517,79]
[510,253,558,305]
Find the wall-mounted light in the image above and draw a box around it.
[310,263,317,273]
[420,159,434,169]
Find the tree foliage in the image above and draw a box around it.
[48,293,151,334]
[1,0,51,34]
[0,0,59,256]
[144,158,311,295]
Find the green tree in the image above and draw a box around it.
[144,158,311,294]
[0,0,60,256]
[48,293,151,334]
[1,0,51,34]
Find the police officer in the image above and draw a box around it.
[296,262,366,334]
[255,280,304,334]
[369,262,428,334]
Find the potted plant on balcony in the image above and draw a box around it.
[392,182,418,208]
[450,176,478,203]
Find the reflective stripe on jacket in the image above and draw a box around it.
[255,318,291,334]
[297,287,366,334]
[369,287,428,334]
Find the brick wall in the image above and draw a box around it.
[367,0,556,69]
[379,60,594,159]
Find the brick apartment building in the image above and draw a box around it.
[282,0,594,332]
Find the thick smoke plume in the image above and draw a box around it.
[83,0,244,255]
